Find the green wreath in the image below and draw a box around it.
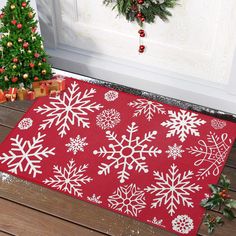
[103,0,178,26]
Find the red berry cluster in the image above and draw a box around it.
[219,189,230,199]
[138,29,146,53]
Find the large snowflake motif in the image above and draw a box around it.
[172,215,194,234]
[145,164,202,216]
[93,122,162,183]
[187,132,232,180]
[65,135,88,155]
[108,183,146,216]
[161,109,206,142]
[0,132,55,178]
[43,159,92,197]
[34,81,103,137]
[96,109,121,130]
[165,143,185,160]
[128,99,166,121]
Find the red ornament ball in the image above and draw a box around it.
[0,13,4,19]
[140,32,145,37]
[17,23,22,29]
[139,48,144,53]
[29,62,35,68]
[139,45,145,50]
[23,42,29,48]
[11,77,18,83]
[22,2,27,7]
[42,58,47,62]
[0,68,5,74]
[138,0,144,4]
[138,29,144,34]
[11,19,17,25]
[34,76,39,81]
[31,27,37,33]
[34,53,40,58]
[141,17,145,22]
[136,12,142,18]
[12,58,18,63]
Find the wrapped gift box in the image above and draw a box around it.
[0,89,7,104]
[5,88,17,102]
[27,91,36,100]
[34,83,49,98]
[17,88,28,101]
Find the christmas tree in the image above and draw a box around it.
[0,0,52,90]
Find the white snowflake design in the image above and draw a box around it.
[104,90,119,102]
[147,217,165,228]
[161,109,206,142]
[128,99,166,121]
[172,215,194,234]
[43,159,92,197]
[96,109,121,130]
[108,183,146,216]
[145,164,202,216]
[165,143,185,160]
[18,118,33,130]
[187,132,232,180]
[93,122,162,183]
[87,194,102,204]
[211,119,226,130]
[65,135,88,155]
[34,81,103,137]
[0,132,55,178]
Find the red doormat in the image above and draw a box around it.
[0,77,236,235]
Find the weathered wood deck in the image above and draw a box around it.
[0,100,235,236]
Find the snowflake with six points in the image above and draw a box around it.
[161,109,206,142]
[128,99,166,121]
[172,215,194,234]
[145,163,202,216]
[66,135,88,155]
[0,132,55,178]
[108,183,146,217]
[93,122,162,183]
[165,143,185,160]
[104,90,119,102]
[34,81,103,137]
[43,159,92,197]
[96,109,121,130]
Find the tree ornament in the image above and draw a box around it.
[10,4,16,10]
[12,65,17,69]
[0,68,5,74]
[18,38,23,43]
[0,13,4,19]
[29,62,35,68]
[11,77,18,83]
[103,0,178,53]
[31,27,37,33]
[34,53,40,58]
[42,58,47,62]
[11,19,17,25]
[12,58,18,63]
[22,2,27,8]
[28,12,34,18]
[41,69,47,75]
[34,76,39,81]
[27,50,32,54]
[4,76,9,82]
[140,45,145,50]
[38,62,42,66]
[7,42,13,47]
[17,23,22,29]
[23,73,29,79]
[23,42,29,48]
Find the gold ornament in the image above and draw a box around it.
[7,42,13,47]
[38,62,42,66]
[27,50,32,54]
[28,12,34,18]
[41,69,47,75]
[23,73,29,79]
[41,45,44,49]
[12,65,17,69]
[18,38,23,43]
[10,4,16,10]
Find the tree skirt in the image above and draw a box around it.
[0,77,236,235]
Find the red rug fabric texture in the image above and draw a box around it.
[0,77,236,235]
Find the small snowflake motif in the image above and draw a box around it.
[43,159,92,197]
[65,135,88,155]
[172,215,194,234]
[18,118,33,130]
[161,109,206,142]
[104,90,119,101]
[165,143,185,160]
[211,119,226,130]
[147,217,165,228]
[87,194,102,204]
[96,109,121,130]
[93,122,162,183]
[34,81,103,137]
[0,132,55,178]
[108,183,146,217]
[128,99,166,121]
[145,164,202,216]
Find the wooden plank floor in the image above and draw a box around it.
[0,100,236,236]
